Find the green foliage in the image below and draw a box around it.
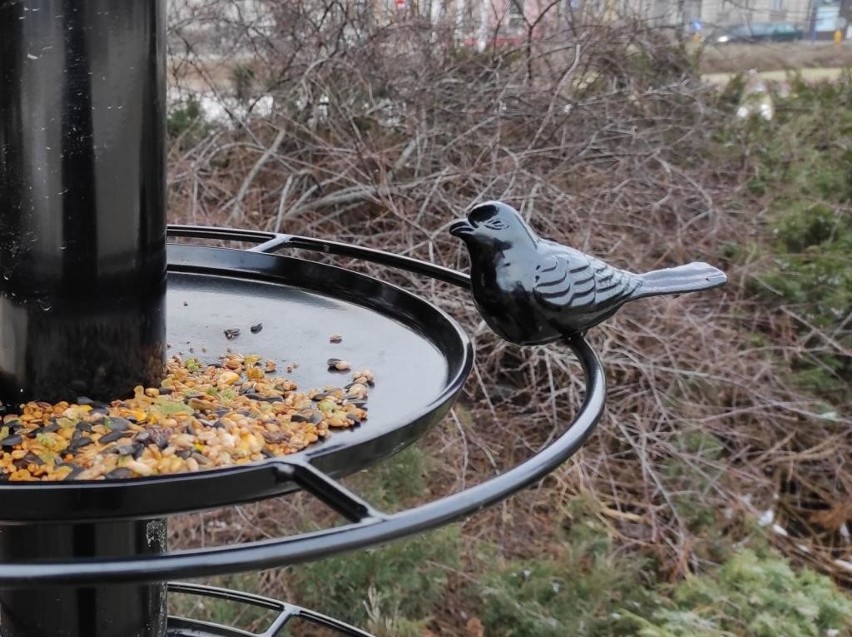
[288,526,462,630]
[168,96,202,136]
[167,96,210,147]
[728,76,852,403]
[230,63,256,102]
[351,444,432,511]
[623,549,852,637]
[283,446,451,628]
[476,509,659,636]
[471,496,851,637]
[661,428,729,546]
[756,220,850,323]
[362,587,433,637]
[775,203,845,253]
[716,71,746,110]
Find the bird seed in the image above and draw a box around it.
[0,353,371,481]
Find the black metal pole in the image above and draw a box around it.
[0,1,169,635]
[0,0,167,404]
[0,519,168,637]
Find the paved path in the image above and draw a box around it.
[703,67,846,85]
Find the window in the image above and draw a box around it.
[509,0,524,16]
[771,0,784,11]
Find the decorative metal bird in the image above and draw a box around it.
[450,201,727,345]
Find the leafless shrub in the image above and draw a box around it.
[166,0,851,602]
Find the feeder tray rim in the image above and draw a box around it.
[0,237,475,520]
[0,230,605,584]
[0,333,602,585]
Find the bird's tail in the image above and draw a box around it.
[635,262,727,298]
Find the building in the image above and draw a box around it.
[374,0,831,41]
[168,0,845,49]
[693,0,816,30]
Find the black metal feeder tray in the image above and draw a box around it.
[0,2,606,635]
[0,230,605,637]
[0,235,473,522]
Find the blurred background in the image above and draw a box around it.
[163,2,851,635]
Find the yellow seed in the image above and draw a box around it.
[0,352,374,482]
[219,371,240,385]
[124,460,155,476]
[188,397,215,411]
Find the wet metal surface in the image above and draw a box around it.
[0,0,167,403]
[0,247,472,522]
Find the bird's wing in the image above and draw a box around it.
[532,241,640,312]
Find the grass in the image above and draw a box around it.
[171,497,852,636]
[163,20,852,634]
[699,42,852,74]
[289,527,462,636]
[733,76,852,404]
[170,449,852,635]
[473,499,660,637]
[703,68,847,85]
[624,548,852,637]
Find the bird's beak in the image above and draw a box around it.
[449,219,474,237]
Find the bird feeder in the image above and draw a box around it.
[0,1,721,635]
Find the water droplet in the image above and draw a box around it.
[38,300,52,311]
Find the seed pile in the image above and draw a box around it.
[0,354,373,481]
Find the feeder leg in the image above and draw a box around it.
[0,519,168,637]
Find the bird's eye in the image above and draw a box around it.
[469,208,494,224]
[485,219,508,230]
